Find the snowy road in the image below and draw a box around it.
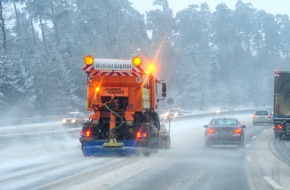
[1,112,290,190]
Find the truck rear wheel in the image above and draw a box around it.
[275,133,282,140]
[143,150,151,157]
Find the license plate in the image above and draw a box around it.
[218,131,229,134]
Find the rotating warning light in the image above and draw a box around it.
[95,86,100,93]
[132,56,142,66]
[147,64,155,73]
[84,55,94,65]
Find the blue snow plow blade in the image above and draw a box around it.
[82,140,141,156]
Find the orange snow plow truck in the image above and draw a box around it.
[79,55,169,156]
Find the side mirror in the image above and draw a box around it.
[242,125,246,128]
[204,125,208,128]
[162,82,166,98]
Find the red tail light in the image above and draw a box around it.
[136,132,147,138]
[252,114,256,119]
[274,124,283,129]
[86,130,91,137]
[234,128,242,134]
[80,129,91,137]
[268,114,271,118]
[207,128,215,134]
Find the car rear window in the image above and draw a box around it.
[255,111,268,115]
[211,119,238,126]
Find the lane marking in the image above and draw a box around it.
[246,144,250,148]
[246,155,252,162]
[262,129,268,133]
[252,135,257,139]
[263,176,283,190]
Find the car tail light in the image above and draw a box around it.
[268,114,271,118]
[234,128,242,134]
[207,128,215,134]
[252,114,256,119]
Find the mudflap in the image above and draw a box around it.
[159,134,171,149]
[82,140,141,156]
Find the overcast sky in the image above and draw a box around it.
[129,0,290,16]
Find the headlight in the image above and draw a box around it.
[62,119,67,123]
[174,112,178,118]
[71,119,76,123]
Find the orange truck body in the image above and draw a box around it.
[79,56,167,156]
[83,58,160,126]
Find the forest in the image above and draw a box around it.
[0,0,289,117]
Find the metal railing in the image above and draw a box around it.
[0,115,64,127]
[0,108,260,127]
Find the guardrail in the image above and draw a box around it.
[181,109,257,119]
[0,115,64,127]
[161,109,258,123]
[0,109,259,141]
[0,108,260,127]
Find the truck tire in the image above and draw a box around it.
[143,150,150,157]
[275,133,281,140]
[165,137,171,149]
[152,136,159,153]
[280,134,284,140]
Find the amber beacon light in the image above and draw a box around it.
[84,55,94,66]
[132,56,142,67]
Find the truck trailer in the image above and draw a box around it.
[79,55,169,156]
[273,71,290,139]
